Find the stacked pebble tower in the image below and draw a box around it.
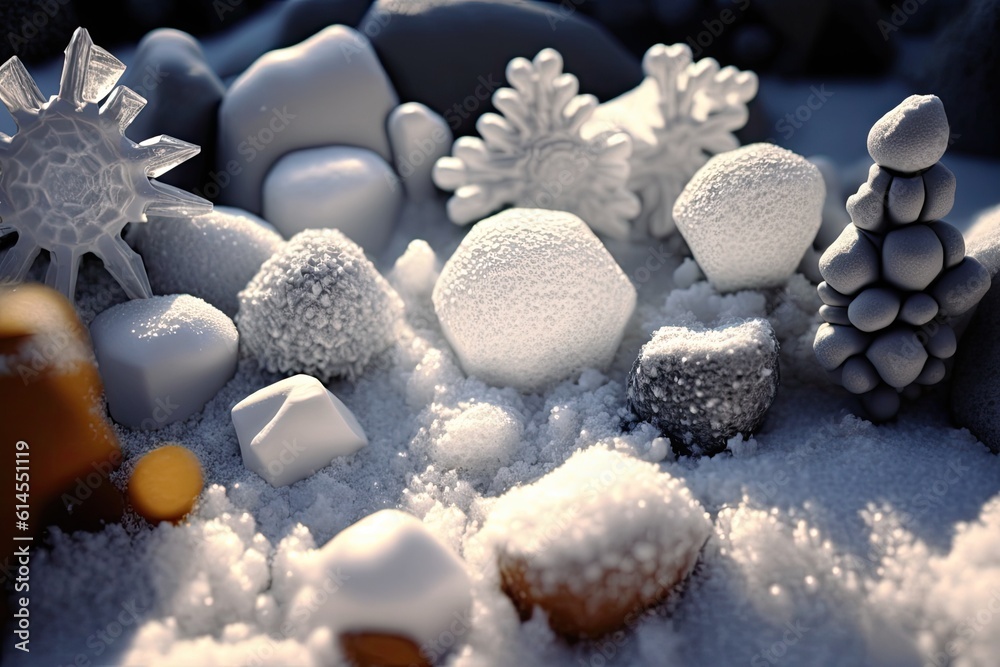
[814,95,990,421]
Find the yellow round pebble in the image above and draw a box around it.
[128,445,204,524]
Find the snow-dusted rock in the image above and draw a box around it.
[929,258,991,317]
[217,25,398,213]
[90,295,239,429]
[482,447,711,639]
[432,209,636,392]
[966,204,1000,278]
[672,143,825,292]
[864,328,928,389]
[881,225,944,291]
[866,94,950,174]
[285,510,471,653]
[387,102,452,202]
[430,403,524,474]
[920,163,956,221]
[847,287,900,333]
[231,375,367,487]
[930,220,966,269]
[819,225,880,296]
[626,319,779,455]
[129,206,284,318]
[237,229,403,382]
[262,146,403,254]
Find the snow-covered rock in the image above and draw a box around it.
[237,229,403,382]
[430,403,524,474]
[481,447,711,639]
[432,208,636,392]
[216,25,398,213]
[867,94,950,174]
[231,375,367,487]
[285,510,471,654]
[262,146,403,254]
[90,295,239,429]
[966,204,1000,278]
[129,206,284,318]
[672,143,825,292]
[626,319,780,455]
[387,102,452,202]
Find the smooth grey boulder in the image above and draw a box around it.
[865,327,928,389]
[930,257,991,317]
[867,94,950,174]
[898,292,938,326]
[919,163,956,221]
[819,224,880,295]
[217,25,399,214]
[813,323,870,372]
[886,175,924,225]
[847,287,900,333]
[881,225,944,291]
[929,220,966,269]
[841,356,880,395]
[846,164,892,233]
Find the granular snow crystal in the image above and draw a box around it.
[432,208,636,392]
[237,229,403,382]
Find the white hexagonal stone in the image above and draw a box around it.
[285,509,472,646]
[432,208,636,392]
[90,294,239,429]
[231,374,367,487]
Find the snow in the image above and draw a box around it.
[236,228,404,382]
[673,143,825,293]
[128,206,284,319]
[432,208,636,392]
[231,375,368,488]
[89,294,239,429]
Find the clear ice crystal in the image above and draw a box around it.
[0,27,210,301]
[432,48,640,240]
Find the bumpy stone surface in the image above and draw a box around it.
[672,143,824,292]
[129,206,283,318]
[627,319,779,455]
[90,295,239,429]
[966,204,1000,278]
[231,374,368,487]
[816,94,986,422]
[867,94,950,173]
[237,229,403,382]
[432,209,635,392]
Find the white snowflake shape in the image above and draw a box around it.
[590,43,758,239]
[0,27,210,301]
[432,48,640,239]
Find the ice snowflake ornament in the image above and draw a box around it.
[432,48,640,239]
[0,27,210,301]
[590,43,758,239]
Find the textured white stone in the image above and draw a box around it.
[90,294,238,429]
[262,146,403,254]
[867,94,950,174]
[432,208,636,392]
[285,510,471,644]
[387,102,452,201]
[672,143,825,292]
[231,374,367,487]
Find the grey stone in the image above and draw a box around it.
[887,175,925,225]
[860,384,901,423]
[848,287,900,333]
[920,163,956,221]
[930,257,991,316]
[926,324,957,359]
[819,224,880,295]
[950,274,1000,452]
[387,103,453,201]
[216,26,399,214]
[841,355,880,395]
[846,164,891,233]
[820,305,851,326]
[881,225,944,291]
[867,95,950,174]
[626,319,779,456]
[813,323,870,371]
[916,357,947,385]
[818,281,852,307]
[898,292,939,326]
[865,327,929,388]
[929,220,966,269]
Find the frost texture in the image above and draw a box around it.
[432,208,636,392]
[590,43,757,238]
[626,318,780,456]
[236,229,403,382]
[0,27,210,301]
[432,49,640,239]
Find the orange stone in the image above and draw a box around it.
[0,284,123,559]
[127,444,204,523]
[339,632,431,667]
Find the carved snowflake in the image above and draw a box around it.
[432,48,640,239]
[0,27,210,301]
[590,43,758,239]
